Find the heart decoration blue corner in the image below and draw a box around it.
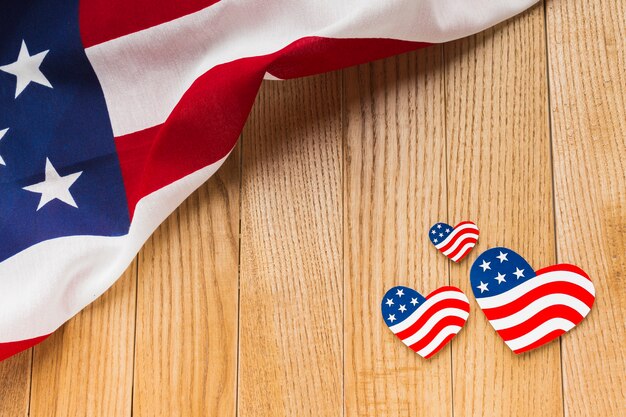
[381,285,470,358]
[470,247,596,354]
[429,221,479,262]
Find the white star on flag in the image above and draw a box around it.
[477,281,489,293]
[513,267,525,279]
[0,40,52,98]
[23,158,83,211]
[0,128,8,166]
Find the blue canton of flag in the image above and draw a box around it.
[470,248,536,298]
[0,0,130,263]
[381,286,426,326]
[428,222,453,246]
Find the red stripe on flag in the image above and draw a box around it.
[0,335,50,362]
[115,37,429,217]
[265,37,428,79]
[115,55,269,217]
[79,0,220,47]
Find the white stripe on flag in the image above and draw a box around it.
[85,0,540,136]
[0,155,229,342]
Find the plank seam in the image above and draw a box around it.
[442,43,455,417]
[340,69,346,417]
[541,1,566,416]
[235,136,244,417]
[129,258,139,417]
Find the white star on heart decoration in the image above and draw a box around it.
[479,259,491,272]
[0,40,52,98]
[494,272,507,284]
[23,158,83,211]
[477,281,489,293]
[496,251,509,263]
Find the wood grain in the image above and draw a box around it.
[1,5,624,416]
[343,47,452,417]
[0,350,31,417]
[238,75,343,417]
[444,5,564,417]
[28,262,137,417]
[546,0,626,415]
[132,148,240,417]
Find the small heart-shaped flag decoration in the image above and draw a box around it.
[381,286,470,358]
[470,247,596,354]
[429,221,479,262]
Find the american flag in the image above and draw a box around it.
[0,0,540,361]
[381,286,470,358]
[429,221,480,262]
[470,247,595,354]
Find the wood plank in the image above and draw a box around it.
[444,5,564,416]
[28,262,137,417]
[545,0,626,415]
[343,47,452,417]
[132,148,240,417]
[0,350,31,417]
[238,75,343,417]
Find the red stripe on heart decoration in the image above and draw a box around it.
[381,285,470,358]
[428,221,480,262]
[470,247,595,354]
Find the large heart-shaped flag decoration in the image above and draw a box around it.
[470,247,596,354]
[429,221,479,262]
[381,286,470,358]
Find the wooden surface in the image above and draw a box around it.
[1,0,624,415]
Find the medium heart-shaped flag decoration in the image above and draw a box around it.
[429,221,479,262]
[381,286,470,358]
[470,247,596,354]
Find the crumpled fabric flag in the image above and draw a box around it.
[0,0,539,361]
